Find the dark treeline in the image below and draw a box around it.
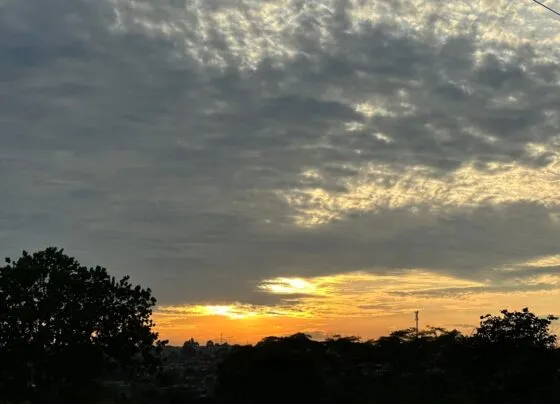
[1,248,560,404]
[157,309,559,404]
[218,315,560,404]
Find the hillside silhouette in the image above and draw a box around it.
[1,248,559,403]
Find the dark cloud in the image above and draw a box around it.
[390,283,560,299]
[1,0,559,306]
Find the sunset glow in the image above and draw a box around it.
[3,0,560,347]
[155,261,560,344]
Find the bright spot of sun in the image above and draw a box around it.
[204,305,233,316]
[205,305,261,319]
[258,277,319,295]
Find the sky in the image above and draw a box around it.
[1,0,560,345]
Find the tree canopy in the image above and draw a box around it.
[474,307,558,349]
[213,309,560,404]
[0,247,165,403]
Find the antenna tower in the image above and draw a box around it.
[414,311,419,338]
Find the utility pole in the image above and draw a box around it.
[532,0,560,18]
[414,311,419,338]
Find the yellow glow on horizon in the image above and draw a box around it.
[157,301,314,321]
[157,270,489,323]
[157,265,560,326]
[158,303,259,320]
[154,260,560,344]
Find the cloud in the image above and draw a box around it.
[157,268,560,323]
[1,0,559,315]
[281,157,560,226]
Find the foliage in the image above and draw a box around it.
[182,338,200,357]
[0,247,165,403]
[473,307,558,349]
[212,308,560,404]
[217,333,323,404]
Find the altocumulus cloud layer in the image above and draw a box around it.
[1,0,560,318]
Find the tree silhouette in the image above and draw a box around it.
[214,315,560,404]
[216,333,323,404]
[474,307,558,349]
[466,308,559,403]
[0,247,165,403]
[182,338,200,358]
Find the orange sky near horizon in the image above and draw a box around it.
[154,303,560,346]
[153,265,560,345]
